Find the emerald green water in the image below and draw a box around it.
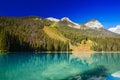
[0,52,120,80]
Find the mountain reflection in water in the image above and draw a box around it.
[0,52,120,80]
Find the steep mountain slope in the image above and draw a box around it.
[58,17,81,29]
[43,26,68,42]
[61,17,79,26]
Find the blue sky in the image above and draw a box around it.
[0,0,120,29]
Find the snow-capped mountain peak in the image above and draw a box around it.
[61,17,70,21]
[61,17,79,26]
[85,20,104,29]
[46,17,60,22]
[108,25,120,34]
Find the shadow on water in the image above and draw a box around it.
[65,65,109,80]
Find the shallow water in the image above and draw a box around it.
[0,52,120,80]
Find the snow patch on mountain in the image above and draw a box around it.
[85,20,103,29]
[47,17,60,22]
[108,25,120,34]
[34,18,42,20]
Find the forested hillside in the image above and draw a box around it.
[0,16,69,52]
[56,23,120,51]
[0,16,120,52]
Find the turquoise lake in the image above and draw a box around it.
[0,52,120,80]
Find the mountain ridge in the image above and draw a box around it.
[46,17,120,36]
[108,25,120,34]
[0,16,120,52]
[46,17,106,30]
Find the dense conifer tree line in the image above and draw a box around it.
[0,17,69,52]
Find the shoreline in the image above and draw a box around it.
[0,51,120,54]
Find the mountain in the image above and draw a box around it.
[55,17,119,37]
[47,17,104,29]
[46,17,81,29]
[108,25,120,34]
[0,16,120,53]
[59,17,81,29]
[61,17,79,26]
[85,20,104,29]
